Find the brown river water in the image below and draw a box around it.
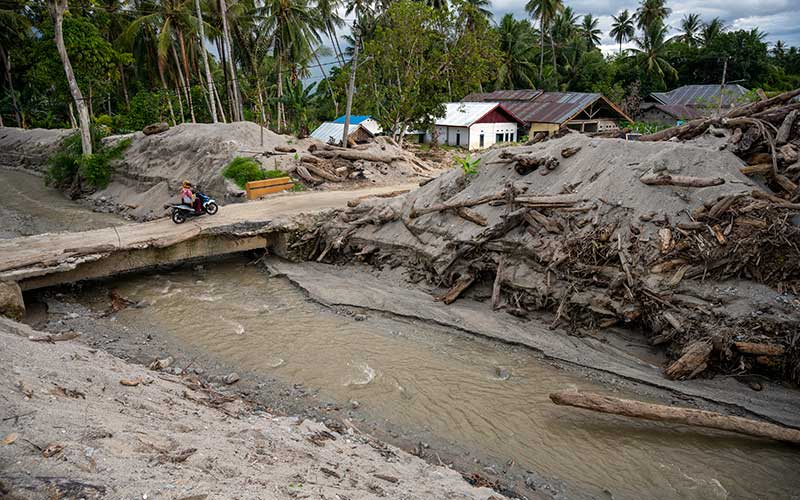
[76,260,800,500]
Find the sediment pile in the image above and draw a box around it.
[299,132,800,383]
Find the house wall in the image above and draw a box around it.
[530,122,560,134]
[424,126,470,148]
[637,109,679,126]
[467,122,517,150]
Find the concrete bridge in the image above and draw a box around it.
[0,185,410,291]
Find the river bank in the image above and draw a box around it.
[25,257,800,500]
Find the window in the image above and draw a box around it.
[479,134,484,148]
[455,132,460,146]
[496,133,503,143]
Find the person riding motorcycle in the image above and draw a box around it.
[180,180,202,214]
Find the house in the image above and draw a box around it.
[310,121,374,145]
[463,90,631,135]
[332,115,382,135]
[638,84,750,125]
[425,102,525,150]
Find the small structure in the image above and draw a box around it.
[463,90,631,135]
[425,102,524,150]
[310,121,374,145]
[245,177,295,200]
[332,115,382,135]
[638,84,750,125]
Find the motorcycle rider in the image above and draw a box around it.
[180,180,202,214]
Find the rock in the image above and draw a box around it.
[142,122,169,136]
[350,400,360,409]
[353,314,367,322]
[0,281,25,321]
[224,373,240,385]
[148,356,174,371]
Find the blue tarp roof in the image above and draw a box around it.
[333,115,371,124]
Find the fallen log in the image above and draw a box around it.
[726,88,800,119]
[492,255,506,310]
[740,163,773,176]
[776,109,798,144]
[734,342,786,356]
[638,118,713,142]
[295,164,322,185]
[410,192,506,218]
[524,209,561,234]
[549,390,800,445]
[304,162,346,182]
[560,146,581,158]
[313,149,403,163]
[640,174,725,188]
[274,145,297,153]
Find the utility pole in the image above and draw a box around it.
[342,30,360,148]
[717,57,728,116]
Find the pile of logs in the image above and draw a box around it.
[641,88,800,201]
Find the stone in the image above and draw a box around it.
[142,122,169,136]
[0,281,25,321]
[224,373,240,385]
[353,314,367,322]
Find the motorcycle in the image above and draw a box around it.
[169,190,219,224]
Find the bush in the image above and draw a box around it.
[223,157,266,189]
[264,169,287,179]
[46,129,130,189]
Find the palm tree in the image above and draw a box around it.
[283,78,316,136]
[495,14,537,89]
[629,21,677,82]
[525,0,563,82]
[464,0,492,20]
[0,5,28,126]
[317,0,346,66]
[260,0,321,131]
[675,13,700,46]
[700,17,726,47]
[48,0,91,154]
[550,5,576,79]
[609,9,635,54]
[580,14,601,49]
[772,40,786,59]
[634,0,670,32]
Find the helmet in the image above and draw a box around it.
[182,180,191,188]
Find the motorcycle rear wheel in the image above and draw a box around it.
[205,202,219,215]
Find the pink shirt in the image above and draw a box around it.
[181,187,193,203]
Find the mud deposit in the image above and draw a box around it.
[0,168,124,238]
[46,259,800,500]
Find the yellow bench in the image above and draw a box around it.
[245,177,295,200]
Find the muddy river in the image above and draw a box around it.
[66,260,800,500]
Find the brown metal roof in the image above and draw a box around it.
[650,84,749,107]
[462,89,542,102]
[646,103,705,120]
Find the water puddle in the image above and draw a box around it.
[77,260,800,499]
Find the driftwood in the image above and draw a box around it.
[274,145,297,153]
[524,209,561,234]
[734,341,786,356]
[410,192,507,218]
[549,390,800,445]
[435,274,475,304]
[776,109,798,144]
[313,149,402,163]
[295,164,321,185]
[497,153,559,175]
[456,207,488,226]
[640,174,725,188]
[304,162,346,182]
[727,88,800,119]
[740,163,773,176]
[492,255,506,310]
[560,146,581,158]
[665,341,712,380]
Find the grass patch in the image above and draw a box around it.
[223,157,289,189]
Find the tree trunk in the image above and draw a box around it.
[50,0,91,154]
[0,46,22,127]
[216,36,232,120]
[119,63,130,110]
[539,18,544,81]
[68,102,77,128]
[213,81,227,123]
[195,0,217,123]
[276,55,284,131]
[175,81,185,123]
[551,33,557,86]
[177,29,196,123]
[157,59,177,126]
[328,26,344,66]
[342,35,360,148]
[171,44,190,123]
[550,390,800,445]
[255,78,266,125]
[219,0,242,121]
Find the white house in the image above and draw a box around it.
[424,102,525,150]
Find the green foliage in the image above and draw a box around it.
[456,154,480,175]
[223,157,266,189]
[264,169,288,179]
[47,130,130,189]
[290,183,307,192]
[621,121,671,134]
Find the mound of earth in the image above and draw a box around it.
[0,127,74,174]
[301,133,800,384]
[0,317,504,500]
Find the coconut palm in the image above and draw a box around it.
[525,0,563,81]
[317,0,346,66]
[629,21,677,82]
[700,17,727,47]
[260,0,321,131]
[495,14,537,89]
[609,9,635,54]
[580,14,601,49]
[772,40,786,58]
[674,13,701,46]
[283,78,316,136]
[0,4,28,126]
[634,0,670,32]
[464,0,492,20]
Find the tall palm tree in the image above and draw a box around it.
[260,0,320,131]
[494,14,537,89]
[634,0,670,32]
[317,0,346,66]
[464,0,492,20]
[550,5,576,79]
[675,13,701,46]
[525,0,563,82]
[772,40,786,58]
[629,21,677,82]
[700,17,726,47]
[609,9,635,54]
[580,14,601,49]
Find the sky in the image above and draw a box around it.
[307,0,800,86]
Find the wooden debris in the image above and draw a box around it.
[320,467,341,479]
[274,145,296,153]
[734,342,786,356]
[665,341,712,380]
[740,163,773,176]
[549,390,800,444]
[2,433,18,445]
[491,255,506,310]
[374,474,399,484]
[640,174,725,188]
[776,110,798,144]
[434,274,475,305]
[657,227,673,253]
[560,146,581,158]
[456,207,488,226]
[159,447,197,463]
[28,331,80,343]
[42,443,65,458]
[410,192,506,218]
[120,378,142,387]
[50,385,85,399]
[524,209,562,234]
